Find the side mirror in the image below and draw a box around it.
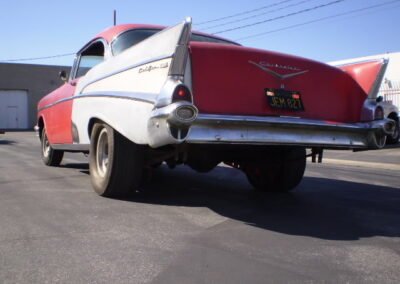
[59,70,68,82]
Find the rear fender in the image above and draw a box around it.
[335,59,389,122]
[72,18,193,146]
[336,59,388,98]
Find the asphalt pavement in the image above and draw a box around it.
[0,132,399,283]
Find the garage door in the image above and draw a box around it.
[0,90,28,129]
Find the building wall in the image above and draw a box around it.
[0,63,70,129]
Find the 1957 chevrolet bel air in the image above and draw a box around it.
[37,18,395,197]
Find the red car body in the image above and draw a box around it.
[36,18,395,197]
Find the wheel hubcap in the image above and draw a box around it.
[42,133,50,158]
[96,128,109,178]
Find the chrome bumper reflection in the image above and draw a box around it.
[186,114,395,149]
[148,101,198,148]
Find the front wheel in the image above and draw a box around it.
[41,127,64,166]
[89,122,145,197]
[244,147,306,192]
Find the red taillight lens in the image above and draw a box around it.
[178,89,186,97]
[374,107,384,120]
[173,85,192,102]
[292,94,300,99]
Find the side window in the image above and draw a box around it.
[111,29,160,56]
[75,41,105,78]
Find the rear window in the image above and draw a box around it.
[111,29,238,56]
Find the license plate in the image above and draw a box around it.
[265,88,304,111]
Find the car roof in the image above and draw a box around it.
[93,23,239,46]
[94,24,165,43]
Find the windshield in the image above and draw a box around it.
[111,28,238,56]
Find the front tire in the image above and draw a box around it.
[244,147,306,192]
[41,127,64,166]
[89,122,145,197]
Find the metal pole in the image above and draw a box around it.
[113,10,116,26]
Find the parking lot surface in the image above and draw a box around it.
[0,132,399,283]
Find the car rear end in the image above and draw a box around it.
[182,42,395,150]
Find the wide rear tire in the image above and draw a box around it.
[41,127,64,166]
[386,119,399,145]
[244,147,306,192]
[89,122,144,198]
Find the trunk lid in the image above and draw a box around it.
[189,42,367,123]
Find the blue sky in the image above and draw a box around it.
[0,0,399,66]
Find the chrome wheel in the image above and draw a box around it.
[40,127,64,166]
[42,133,50,158]
[96,128,109,178]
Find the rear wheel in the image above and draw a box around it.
[387,119,399,144]
[244,147,306,192]
[89,122,145,197]
[41,127,64,166]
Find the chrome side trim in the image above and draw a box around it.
[169,17,192,77]
[186,114,395,149]
[368,59,388,98]
[71,38,110,81]
[77,91,157,104]
[38,91,156,112]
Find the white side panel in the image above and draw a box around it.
[73,97,154,145]
[72,59,172,144]
[83,58,171,94]
[71,19,191,146]
[0,90,28,129]
[76,21,188,95]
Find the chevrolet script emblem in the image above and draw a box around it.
[249,60,309,80]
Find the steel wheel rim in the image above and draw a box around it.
[96,128,109,178]
[42,133,50,158]
[394,122,399,140]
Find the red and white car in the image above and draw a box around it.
[37,18,395,197]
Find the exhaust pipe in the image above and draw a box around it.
[367,119,395,149]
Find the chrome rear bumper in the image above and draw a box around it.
[186,114,395,149]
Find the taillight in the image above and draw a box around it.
[374,107,384,120]
[173,85,192,103]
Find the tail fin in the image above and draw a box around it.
[334,59,388,98]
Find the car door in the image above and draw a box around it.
[48,39,107,144]
[46,75,77,144]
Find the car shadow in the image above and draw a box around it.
[385,142,400,149]
[61,163,89,170]
[62,162,400,241]
[0,140,16,145]
[127,165,400,241]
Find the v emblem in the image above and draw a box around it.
[249,61,308,80]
